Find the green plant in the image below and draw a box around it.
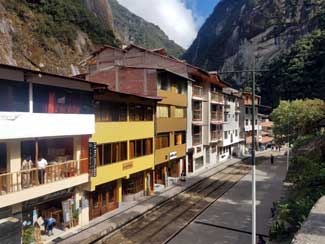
[22,226,35,244]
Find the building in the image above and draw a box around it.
[83,45,190,187]
[260,114,274,149]
[87,88,159,219]
[219,88,245,160]
[0,64,96,242]
[242,92,263,150]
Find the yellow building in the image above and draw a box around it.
[88,90,159,219]
[154,71,188,185]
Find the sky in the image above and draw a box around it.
[116,0,220,49]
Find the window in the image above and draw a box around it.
[175,107,186,118]
[235,130,238,136]
[235,113,238,121]
[158,73,169,91]
[33,84,93,114]
[157,105,170,118]
[193,101,202,121]
[176,82,186,94]
[96,102,127,122]
[0,80,29,112]
[255,120,258,125]
[246,119,249,126]
[224,112,228,122]
[0,143,7,172]
[174,131,186,145]
[212,145,217,153]
[224,131,228,139]
[129,104,153,121]
[129,138,153,159]
[155,133,170,149]
[97,141,127,166]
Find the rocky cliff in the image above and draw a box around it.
[0,0,183,75]
[184,0,324,80]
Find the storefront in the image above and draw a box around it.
[21,188,78,241]
[89,181,118,220]
[123,172,145,202]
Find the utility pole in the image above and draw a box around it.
[218,59,264,244]
[251,57,256,244]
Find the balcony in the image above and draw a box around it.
[193,133,202,145]
[193,85,203,98]
[211,92,224,104]
[0,112,95,140]
[193,110,202,121]
[211,111,223,123]
[211,131,222,141]
[0,160,88,208]
[224,104,231,111]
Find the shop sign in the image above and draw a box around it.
[122,161,133,171]
[88,142,97,177]
[169,151,177,160]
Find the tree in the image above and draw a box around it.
[271,99,325,145]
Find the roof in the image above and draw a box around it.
[246,136,273,144]
[0,63,103,87]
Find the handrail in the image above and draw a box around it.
[0,158,88,195]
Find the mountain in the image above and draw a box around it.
[107,0,184,57]
[183,0,325,107]
[0,0,183,75]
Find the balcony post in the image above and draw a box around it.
[29,82,33,113]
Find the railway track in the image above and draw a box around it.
[93,162,250,244]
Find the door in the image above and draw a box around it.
[188,152,193,173]
[205,147,210,164]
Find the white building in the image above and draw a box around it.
[218,88,245,161]
[242,92,263,150]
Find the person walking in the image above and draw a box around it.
[270,154,274,165]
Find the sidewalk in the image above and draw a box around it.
[170,153,287,244]
[50,157,242,244]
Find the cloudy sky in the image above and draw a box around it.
[116,0,219,48]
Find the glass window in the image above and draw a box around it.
[224,131,228,139]
[176,82,186,94]
[0,80,29,112]
[98,141,127,165]
[96,102,127,122]
[155,133,170,149]
[129,138,153,158]
[158,73,169,91]
[174,131,186,145]
[129,104,153,121]
[175,107,186,118]
[157,105,170,118]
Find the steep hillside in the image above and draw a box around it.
[0,0,118,74]
[107,0,184,57]
[183,0,325,106]
[0,0,183,75]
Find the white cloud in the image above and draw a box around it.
[116,0,198,48]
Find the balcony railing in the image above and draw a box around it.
[193,110,202,121]
[211,111,223,122]
[0,159,87,195]
[193,134,202,145]
[211,131,222,141]
[211,92,224,103]
[193,85,203,97]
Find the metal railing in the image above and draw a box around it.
[193,134,202,145]
[211,131,222,141]
[193,85,203,97]
[211,111,223,122]
[0,159,87,195]
[193,110,202,121]
[211,92,224,103]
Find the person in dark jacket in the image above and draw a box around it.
[270,154,274,165]
[257,235,266,244]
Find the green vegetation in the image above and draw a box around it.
[260,29,325,107]
[5,0,118,47]
[269,148,325,242]
[22,226,35,244]
[271,99,325,145]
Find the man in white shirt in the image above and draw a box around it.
[37,157,48,184]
